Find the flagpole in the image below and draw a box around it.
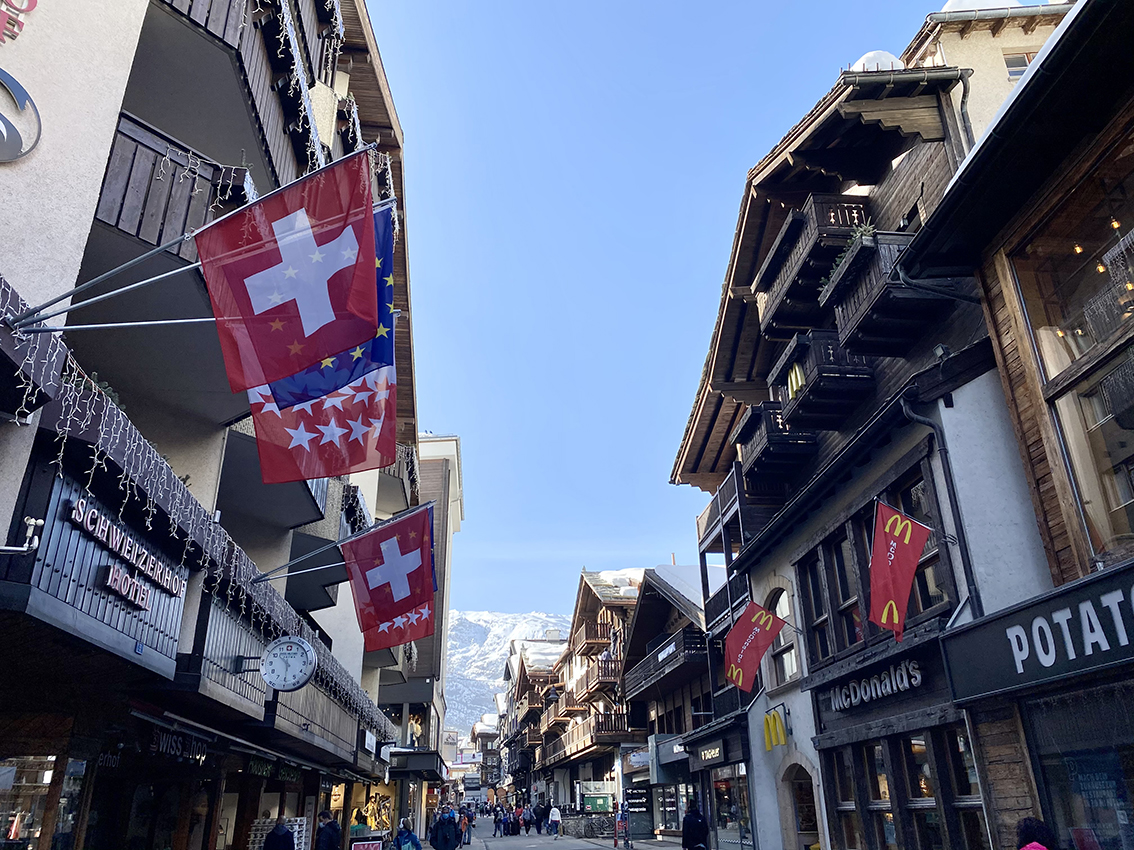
[7,143,381,328]
[250,501,434,584]
[19,317,218,333]
[253,561,347,583]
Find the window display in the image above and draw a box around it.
[0,756,57,850]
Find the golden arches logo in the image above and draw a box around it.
[885,514,913,545]
[763,712,787,751]
[751,609,775,630]
[727,663,744,687]
[880,599,900,626]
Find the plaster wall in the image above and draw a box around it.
[0,0,148,307]
[935,23,1062,143]
[221,510,293,593]
[938,369,1053,616]
[314,591,366,688]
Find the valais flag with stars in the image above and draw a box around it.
[195,150,378,392]
[343,505,436,652]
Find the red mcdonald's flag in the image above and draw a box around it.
[724,601,786,692]
[867,501,933,642]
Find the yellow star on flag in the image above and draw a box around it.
[387,302,395,312]
[376,257,383,269]
[287,341,305,356]
[350,346,366,361]
[384,274,394,287]
[269,319,285,332]
[320,357,335,369]
[375,323,390,338]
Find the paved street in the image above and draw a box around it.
[472,818,611,850]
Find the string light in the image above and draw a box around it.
[1074,244,1084,254]
[1098,262,1108,273]
[1113,217,1122,230]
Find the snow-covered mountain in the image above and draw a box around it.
[443,610,571,734]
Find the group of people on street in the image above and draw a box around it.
[489,802,562,839]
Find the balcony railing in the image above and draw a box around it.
[738,401,819,480]
[754,194,871,340]
[573,621,612,654]
[523,727,542,748]
[769,330,875,430]
[579,659,620,699]
[555,712,646,762]
[818,231,956,357]
[704,571,752,632]
[517,690,544,719]
[623,626,708,700]
[697,463,785,555]
[96,114,255,263]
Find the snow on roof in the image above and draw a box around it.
[582,569,645,603]
[851,50,905,72]
[706,564,726,596]
[941,0,1021,9]
[651,564,705,612]
[520,640,568,670]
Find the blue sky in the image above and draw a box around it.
[371,1,934,615]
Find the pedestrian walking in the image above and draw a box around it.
[394,819,423,850]
[493,807,503,838]
[533,803,545,835]
[315,812,341,850]
[681,803,709,850]
[522,805,533,835]
[548,804,561,840]
[1016,817,1057,850]
[430,806,460,850]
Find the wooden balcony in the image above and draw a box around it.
[523,727,542,748]
[516,690,544,720]
[769,330,875,430]
[754,194,871,340]
[573,621,612,655]
[623,626,708,700]
[578,659,620,700]
[819,231,955,356]
[704,571,752,633]
[697,463,785,556]
[735,401,819,480]
[558,712,647,762]
[96,114,255,263]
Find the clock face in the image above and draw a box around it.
[260,636,318,692]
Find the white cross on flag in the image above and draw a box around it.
[343,505,436,653]
[246,364,397,484]
[195,150,378,392]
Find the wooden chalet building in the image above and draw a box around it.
[0,0,439,847]
[673,7,1071,850]
[618,567,710,841]
[534,570,647,816]
[896,2,1134,848]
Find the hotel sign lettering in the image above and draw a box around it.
[69,498,185,610]
[0,0,35,44]
[944,560,1134,702]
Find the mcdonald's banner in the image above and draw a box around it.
[724,601,786,692]
[763,710,787,751]
[868,501,932,642]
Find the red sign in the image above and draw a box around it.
[724,602,786,692]
[867,501,932,642]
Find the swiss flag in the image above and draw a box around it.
[867,501,933,641]
[195,151,378,392]
[724,601,786,692]
[343,506,436,652]
[247,364,396,484]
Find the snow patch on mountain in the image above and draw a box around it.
[444,610,571,734]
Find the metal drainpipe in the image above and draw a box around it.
[900,395,984,619]
[959,69,976,152]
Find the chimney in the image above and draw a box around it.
[545,629,560,641]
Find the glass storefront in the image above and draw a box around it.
[651,783,692,832]
[1026,680,1134,850]
[710,765,751,848]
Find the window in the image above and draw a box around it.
[1010,127,1134,566]
[831,533,864,648]
[1004,52,1038,80]
[768,589,798,687]
[832,750,865,850]
[799,556,832,662]
[897,477,947,616]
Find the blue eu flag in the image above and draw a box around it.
[267,206,396,408]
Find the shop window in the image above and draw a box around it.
[905,736,935,799]
[897,477,947,616]
[767,589,799,687]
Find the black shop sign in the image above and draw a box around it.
[943,559,1134,701]
[623,788,649,814]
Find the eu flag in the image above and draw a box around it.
[267,206,396,408]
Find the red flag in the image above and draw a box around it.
[867,501,932,641]
[724,601,786,692]
[343,507,435,653]
[246,365,396,484]
[195,152,378,392]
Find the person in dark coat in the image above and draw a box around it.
[681,803,710,850]
[315,812,341,850]
[264,818,295,850]
[430,806,461,850]
[393,818,423,850]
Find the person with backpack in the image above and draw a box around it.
[394,819,422,850]
[522,804,534,835]
[533,803,545,835]
[264,818,295,850]
[681,802,709,850]
[315,812,341,850]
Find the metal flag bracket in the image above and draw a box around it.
[0,516,44,555]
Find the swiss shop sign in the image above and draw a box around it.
[944,559,1134,701]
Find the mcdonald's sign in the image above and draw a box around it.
[763,709,787,751]
[724,601,786,693]
[867,501,932,642]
